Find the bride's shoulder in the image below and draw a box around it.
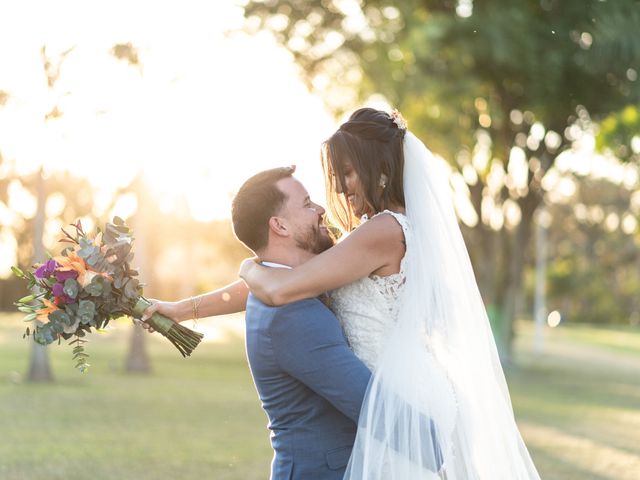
[355,211,406,244]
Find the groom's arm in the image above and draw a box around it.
[270,299,371,423]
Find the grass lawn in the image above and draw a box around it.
[1,313,639,479]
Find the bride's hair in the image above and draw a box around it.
[321,107,406,232]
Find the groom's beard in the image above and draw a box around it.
[295,223,334,254]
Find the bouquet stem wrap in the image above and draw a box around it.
[133,297,203,357]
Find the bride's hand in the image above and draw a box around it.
[239,256,259,281]
[138,299,179,333]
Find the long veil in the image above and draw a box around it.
[343,132,541,479]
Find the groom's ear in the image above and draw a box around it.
[268,216,290,238]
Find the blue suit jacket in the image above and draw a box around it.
[245,294,371,480]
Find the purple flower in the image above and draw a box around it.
[55,269,78,282]
[52,282,76,304]
[34,259,59,279]
[56,294,74,305]
[52,282,65,297]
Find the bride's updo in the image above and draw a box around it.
[321,107,406,232]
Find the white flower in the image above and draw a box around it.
[391,109,408,131]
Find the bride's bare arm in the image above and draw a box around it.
[240,214,404,306]
[140,279,248,325]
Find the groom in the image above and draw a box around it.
[231,166,371,479]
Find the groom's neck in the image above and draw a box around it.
[258,245,316,268]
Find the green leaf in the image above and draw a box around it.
[84,276,104,296]
[17,306,33,313]
[77,238,98,259]
[124,278,140,300]
[33,325,56,345]
[76,363,90,373]
[87,251,102,266]
[63,279,80,298]
[78,300,96,324]
[49,309,72,326]
[23,313,37,322]
[18,294,36,303]
[50,321,65,334]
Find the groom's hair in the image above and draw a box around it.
[232,166,296,252]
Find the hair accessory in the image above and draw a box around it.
[379,173,388,188]
[391,109,408,131]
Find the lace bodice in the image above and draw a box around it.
[328,210,409,370]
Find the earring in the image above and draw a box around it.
[379,174,388,188]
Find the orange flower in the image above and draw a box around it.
[36,298,60,323]
[54,251,112,288]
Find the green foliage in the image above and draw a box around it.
[70,335,90,373]
[540,176,639,325]
[243,0,640,161]
[597,105,640,162]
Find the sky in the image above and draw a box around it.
[0,0,338,222]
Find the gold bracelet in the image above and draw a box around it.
[191,295,203,324]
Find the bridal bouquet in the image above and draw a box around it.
[13,217,203,372]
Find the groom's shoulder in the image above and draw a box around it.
[247,295,334,325]
[248,294,325,314]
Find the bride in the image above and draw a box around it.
[143,108,541,479]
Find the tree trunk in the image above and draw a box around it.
[125,324,151,373]
[27,168,53,383]
[125,174,152,373]
[499,194,539,363]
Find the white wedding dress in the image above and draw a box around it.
[329,210,458,479]
[325,132,540,480]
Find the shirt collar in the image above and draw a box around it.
[261,261,293,269]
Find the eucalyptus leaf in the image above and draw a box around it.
[87,251,103,266]
[65,303,79,315]
[34,325,56,345]
[63,279,80,298]
[78,241,98,259]
[49,309,72,325]
[100,281,112,297]
[124,279,140,300]
[23,313,37,322]
[84,277,103,296]
[62,318,81,334]
[77,300,96,324]
[50,321,65,334]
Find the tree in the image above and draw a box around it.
[538,167,639,324]
[24,46,75,382]
[242,0,640,360]
[0,42,147,377]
